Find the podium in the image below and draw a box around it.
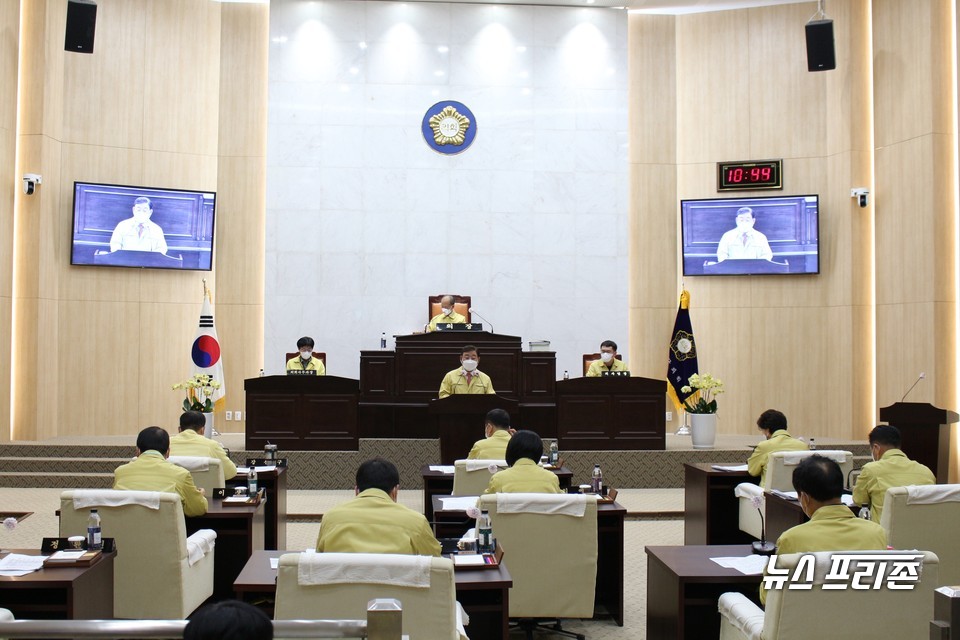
[429,395,519,464]
[879,402,958,483]
[701,259,789,275]
[556,377,667,450]
[244,375,359,451]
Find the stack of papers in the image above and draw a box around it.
[710,555,769,575]
[429,466,455,474]
[45,550,88,562]
[235,465,276,475]
[712,464,749,472]
[439,496,480,511]
[0,553,45,576]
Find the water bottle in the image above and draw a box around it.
[563,370,569,380]
[591,464,603,495]
[87,509,102,551]
[477,511,494,554]
[858,504,871,520]
[808,438,816,450]
[549,440,559,466]
[380,332,387,349]
[248,465,258,495]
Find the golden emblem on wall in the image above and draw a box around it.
[428,106,471,146]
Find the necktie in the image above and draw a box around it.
[138,223,145,239]
[466,372,473,384]
[741,232,748,246]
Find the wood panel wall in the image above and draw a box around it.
[0,2,19,442]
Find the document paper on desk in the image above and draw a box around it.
[710,555,769,575]
[0,553,45,576]
[440,496,480,511]
[429,466,455,474]
[235,466,276,475]
[711,464,749,472]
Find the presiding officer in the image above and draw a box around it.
[484,430,561,494]
[438,345,494,397]
[170,410,237,480]
[316,458,440,556]
[586,340,628,377]
[286,336,325,375]
[113,426,208,517]
[428,295,466,331]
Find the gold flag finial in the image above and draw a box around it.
[680,289,690,309]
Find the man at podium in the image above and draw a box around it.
[468,409,512,459]
[286,336,325,375]
[438,345,494,397]
[586,340,628,377]
[428,295,465,331]
[716,207,772,262]
[109,196,168,254]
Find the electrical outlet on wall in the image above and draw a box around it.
[235,411,242,421]
[665,411,673,422]
[225,411,233,421]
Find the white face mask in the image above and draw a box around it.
[300,350,312,360]
[600,352,614,364]
[133,211,151,222]
[462,359,478,372]
[441,307,452,316]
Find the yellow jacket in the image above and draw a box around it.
[438,368,494,398]
[852,448,935,522]
[428,311,466,331]
[746,430,809,487]
[169,428,238,480]
[113,450,208,517]
[468,429,511,460]
[316,488,441,556]
[484,458,561,494]
[286,356,325,375]
[586,358,628,377]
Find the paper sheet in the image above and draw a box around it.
[0,553,45,572]
[771,490,799,500]
[453,555,487,566]
[439,496,480,511]
[46,550,87,561]
[429,466,455,474]
[710,555,770,575]
[712,464,749,472]
[234,466,276,475]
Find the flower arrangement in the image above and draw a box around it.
[680,373,724,414]
[172,374,221,413]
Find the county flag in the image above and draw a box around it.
[667,289,698,411]
[192,288,225,411]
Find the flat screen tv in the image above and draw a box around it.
[70,182,216,271]
[680,194,819,276]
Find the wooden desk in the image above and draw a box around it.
[420,465,574,521]
[645,544,761,640]
[683,463,756,545]
[556,377,667,450]
[234,550,513,640]
[432,496,625,626]
[232,466,288,550]
[0,549,115,619]
[186,498,265,601]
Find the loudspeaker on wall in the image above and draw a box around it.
[805,19,835,72]
[65,0,97,54]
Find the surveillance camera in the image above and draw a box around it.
[22,173,42,196]
[851,187,869,208]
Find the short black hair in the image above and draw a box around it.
[133,196,153,210]
[757,409,787,433]
[296,336,315,349]
[792,455,843,502]
[184,600,272,640]
[461,344,478,355]
[137,426,170,454]
[505,430,543,467]
[356,458,400,493]
[600,340,617,352]
[868,425,901,448]
[485,408,510,430]
[179,411,206,432]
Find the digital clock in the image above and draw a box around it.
[717,159,782,191]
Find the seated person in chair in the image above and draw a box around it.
[428,295,466,331]
[761,455,887,604]
[170,410,238,480]
[484,430,561,494]
[438,345,494,398]
[113,426,208,517]
[586,339,628,377]
[746,409,808,487]
[852,424,935,522]
[467,409,513,460]
[286,336,325,375]
[316,458,440,556]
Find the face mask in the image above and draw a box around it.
[442,307,452,316]
[133,211,151,222]
[462,359,478,372]
[300,350,312,360]
[736,221,752,232]
[600,352,614,364]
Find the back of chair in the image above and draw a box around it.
[59,490,195,619]
[275,553,462,640]
[428,295,471,323]
[479,493,597,619]
[882,485,960,585]
[766,450,853,491]
[452,459,506,496]
[763,550,939,639]
[581,353,622,376]
[167,456,224,494]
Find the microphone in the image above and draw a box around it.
[900,372,926,402]
[468,307,493,333]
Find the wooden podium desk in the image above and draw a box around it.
[231,466,287,550]
[186,498,265,601]
[683,463,756,545]
[645,544,761,640]
[234,550,513,640]
[0,549,116,619]
[432,495,625,626]
[556,377,667,450]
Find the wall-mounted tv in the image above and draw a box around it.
[70,182,216,271]
[680,194,819,276]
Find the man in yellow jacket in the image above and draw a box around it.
[467,409,513,459]
[586,340,629,377]
[113,426,208,517]
[852,425,936,522]
[169,411,237,480]
[438,345,494,398]
[286,336,325,375]
[485,431,561,494]
[316,458,440,556]
[746,409,808,487]
[428,295,466,331]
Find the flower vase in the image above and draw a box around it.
[203,412,216,438]
[690,413,717,450]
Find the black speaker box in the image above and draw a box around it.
[805,19,835,72]
[65,1,97,54]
